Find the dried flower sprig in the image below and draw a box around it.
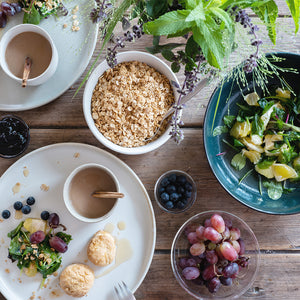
[234,9,263,73]
[106,23,144,68]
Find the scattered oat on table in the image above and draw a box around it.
[12,182,21,194]
[73,152,80,158]
[91,61,175,147]
[40,184,49,192]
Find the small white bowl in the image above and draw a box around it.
[83,51,180,155]
[63,163,120,223]
[0,24,58,86]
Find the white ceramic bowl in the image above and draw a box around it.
[63,163,120,223]
[0,24,58,86]
[83,51,180,155]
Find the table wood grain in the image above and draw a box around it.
[0,1,300,299]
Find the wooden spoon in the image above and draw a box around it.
[22,57,32,88]
[92,191,124,199]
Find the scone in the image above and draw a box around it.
[59,263,94,297]
[87,230,116,266]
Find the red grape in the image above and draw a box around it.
[190,242,205,256]
[207,277,221,293]
[182,267,200,280]
[30,231,45,244]
[222,262,239,277]
[224,218,233,229]
[187,231,199,244]
[0,11,7,28]
[221,226,230,239]
[203,227,222,243]
[48,213,60,228]
[219,242,238,261]
[220,276,233,286]
[205,250,218,264]
[10,2,22,13]
[230,227,241,240]
[49,236,68,253]
[204,218,212,227]
[230,240,241,254]
[1,2,15,16]
[211,214,225,233]
[195,225,205,240]
[238,238,245,255]
[202,264,216,281]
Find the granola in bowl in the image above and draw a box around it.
[91,61,175,147]
[83,51,180,155]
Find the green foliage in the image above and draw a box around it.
[285,0,300,33]
[231,153,246,170]
[223,115,236,128]
[263,180,283,200]
[213,125,228,136]
[23,5,40,24]
[251,114,264,136]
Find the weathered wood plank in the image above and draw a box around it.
[135,252,300,300]
[1,128,300,252]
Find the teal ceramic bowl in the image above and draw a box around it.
[204,52,300,214]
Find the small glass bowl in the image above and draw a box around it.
[154,170,197,213]
[171,210,260,299]
[0,115,30,159]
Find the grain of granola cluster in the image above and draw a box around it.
[91,61,175,147]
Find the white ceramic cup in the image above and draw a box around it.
[63,163,120,223]
[0,24,58,86]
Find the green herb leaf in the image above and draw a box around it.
[192,16,226,69]
[161,49,176,61]
[143,10,193,36]
[233,139,244,147]
[223,115,236,128]
[251,0,278,44]
[171,62,180,73]
[213,125,228,136]
[186,2,205,22]
[263,180,283,200]
[285,0,300,33]
[146,42,183,54]
[23,5,41,25]
[56,232,72,244]
[8,221,24,239]
[231,153,246,171]
[251,114,264,136]
[257,157,276,169]
[207,7,233,32]
[146,0,168,19]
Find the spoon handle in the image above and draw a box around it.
[92,191,124,198]
[165,77,209,119]
[22,57,32,88]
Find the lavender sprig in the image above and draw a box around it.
[106,23,144,68]
[234,9,263,73]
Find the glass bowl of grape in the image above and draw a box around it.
[154,170,197,213]
[171,210,260,299]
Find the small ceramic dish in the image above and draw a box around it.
[83,51,180,155]
[63,163,120,223]
[0,115,30,158]
[0,24,58,86]
[154,170,196,213]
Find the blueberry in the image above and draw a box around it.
[26,196,35,206]
[168,173,177,183]
[166,185,176,194]
[41,211,50,220]
[158,187,165,194]
[22,205,31,214]
[160,177,170,187]
[170,192,180,202]
[177,175,187,185]
[176,201,186,209]
[185,181,193,192]
[13,201,23,210]
[160,192,170,203]
[164,201,174,209]
[2,210,10,219]
[177,186,185,194]
[185,191,192,198]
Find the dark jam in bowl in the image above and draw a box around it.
[0,115,30,158]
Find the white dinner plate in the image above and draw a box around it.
[0,143,156,300]
[0,0,98,111]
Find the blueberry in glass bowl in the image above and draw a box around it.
[0,115,30,158]
[154,170,196,213]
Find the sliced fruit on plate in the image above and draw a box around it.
[23,218,47,234]
[244,92,260,106]
[272,163,298,182]
[276,88,291,99]
[242,149,261,164]
[230,121,251,139]
[255,165,274,179]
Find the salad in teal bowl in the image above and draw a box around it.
[204,52,300,214]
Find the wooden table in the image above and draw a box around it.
[1,1,300,299]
